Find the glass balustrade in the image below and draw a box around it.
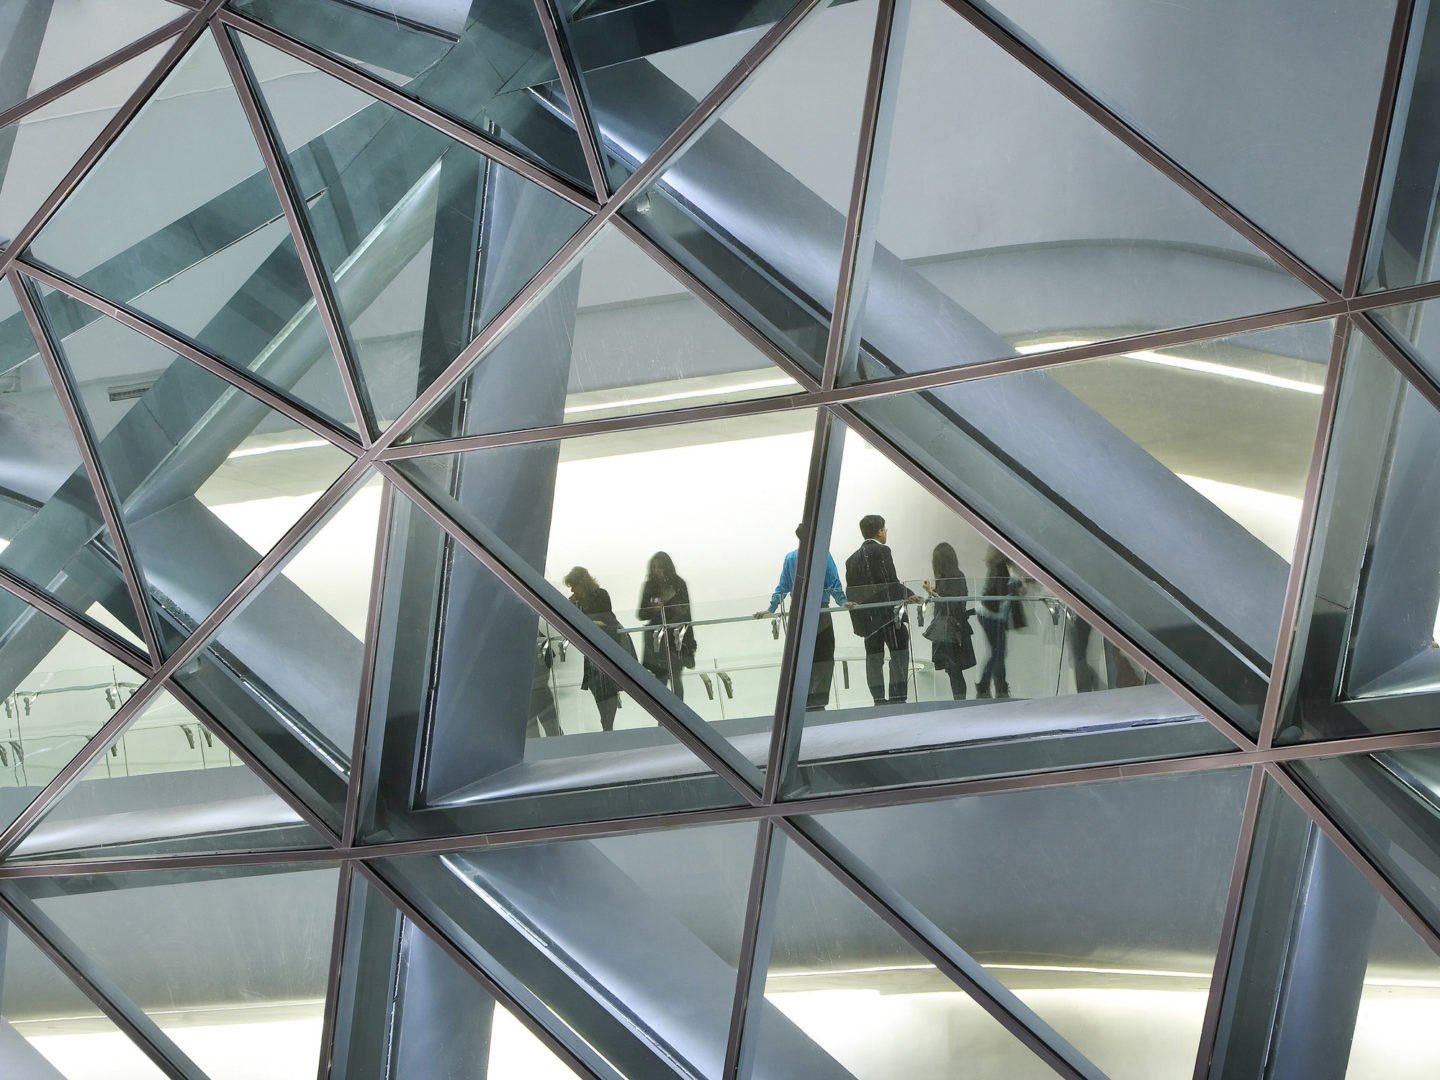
[520,583,1147,743]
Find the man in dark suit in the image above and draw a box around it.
[845,514,919,705]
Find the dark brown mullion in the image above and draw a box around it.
[355,860,614,1080]
[1265,761,1440,956]
[1189,765,1267,1080]
[342,482,394,848]
[0,887,208,1080]
[8,271,164,661]
[531,0,611,199]
[0,562,151,673]
[0,16,189,132]
[1256,318,1350,749]
[1342,0,1420,298]
[314,862,355,1080]
[938,0,1341,302]
[211,22,376,445]
[776,817,1100,1080]
[0,0,227,281]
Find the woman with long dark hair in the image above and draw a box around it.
[976,545,1016,699]
[637,551,695,701]
[922,542,976,700]
[564,566,634,731]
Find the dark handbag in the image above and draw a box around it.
[641,626,667,675]
[922,608,955,642]
[1008,579,1029,631]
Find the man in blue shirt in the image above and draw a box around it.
[755,525,848,709]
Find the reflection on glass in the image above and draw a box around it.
[851,322,1334,737]
[0,286,145,646]
[0,42,174,242]
[12,863,339,1080]
[0,597,147,833]
[1345,880,1440,1079]
[336,875,590,1080]
[172,474,380,833]
[971,0,1393,285]
[814,769,1251,1080]
[1368,1,1440,292]
[230,0,592,190]
[359,493,744,843]
[236,30,590,430]
[381,821,757,1078]
[36,296,354,658]
[624,0,877,375]
[1290,750,1440,933]
[24,34,358,433]
[848,0,1318,386]
[0,911,169,1080]
[10,688,322,864]
[781,422,1226,798]
[750,828,1054,1079]
[401,223,800,443]
[1371,298,1440,391]
[0,0,178,117]
[392,411,818,782]
[1278,333,1440,743]
[559,0,800,186]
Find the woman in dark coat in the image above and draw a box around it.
[976,545,1016,698]
[564,566,634,731]
[923,542,976,700]
[637,551,696,702]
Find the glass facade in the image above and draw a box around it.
[0,2,1436,1078]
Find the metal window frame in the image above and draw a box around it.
[0,1,1436,1079]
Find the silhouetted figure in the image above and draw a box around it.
[527,632,563,737]
[1067,613,1099,693]
[976,546,1017,699]
[756,524,848,709]
[923,542,976,700]
[564,567,634,732]
[638,551,695,702]
[845,515,919,705]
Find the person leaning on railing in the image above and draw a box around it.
[563,566,635,732]
[754,524,850,710]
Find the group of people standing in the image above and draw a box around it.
[560,554,695,732]
[545,521,1026,736]
[763,515,1023,708]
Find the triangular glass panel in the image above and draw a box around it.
[172,472,382,835]
[228,0,593,192]
[0,0,180,118]
[9,862,340,1080]
[781,417,1233,798]
[0,909,170,1080]
[24,34,360,436]
[232,30,591,431]
[359,489,747,844]
[812,767,1252,1080]
[1288,749,1440,938]
[380,819,759,1079]
[1366,0,1440,293]
[844,0,1322,387]
[390,410,822,799]
[747,827,1063,1078]
[0,41,175,245]
[1211,775,1440,1078]
[8,688,324,863]
[0,597,147,836]
[34,290,354,659]
[332,873,591,1080]
[400,223,802,444]
[851,319,1336,737]
[969,0,1394,286]
[621,0,880,377]
[555,0,806,189]
[0,283,146,649]
[1278,330,1440,743]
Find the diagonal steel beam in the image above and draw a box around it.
[0,887,208,1080]
[212,22,375,445]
